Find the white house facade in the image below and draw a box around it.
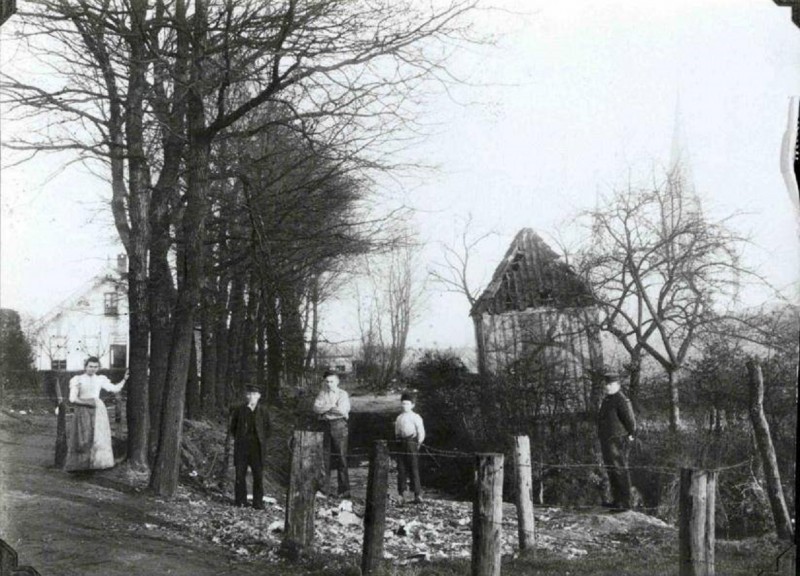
[33,255,129,371]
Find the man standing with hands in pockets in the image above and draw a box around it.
[597,367,636,512]
[313,370,351,498]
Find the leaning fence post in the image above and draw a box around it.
[512,436,535,554]
[361,440,389,575]
[747,360,795,541]
[472,452,504,576]
[54,376,67,469]
[679,468,716,576]
[282,430,324,560]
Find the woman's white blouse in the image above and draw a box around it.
[69,374,124,402]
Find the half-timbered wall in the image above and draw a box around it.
[471,229,605,414]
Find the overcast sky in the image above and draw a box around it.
[2,0,799,352]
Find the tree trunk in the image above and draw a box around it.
[226,275,246,394]
[473,315,487,376]
[147,248,174,461]
[746,361,794,541]
[265,291,283,404]
[240,277,260,383]
[149,10,211,491]
[121,4,152,471]
[282,285,305,389]
[150,134,210,494]
[303,278,320,372]
[214,277,231,412]
[668,369,682,432]
[584,309,605,415]
[200,293,218,416]
[627,347,642,410]
[146,0,186,449]
[256,296,267,392]
[127,252,151,471]
[185,329,201,420]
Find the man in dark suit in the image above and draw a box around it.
[230,384,271,508]
[597,367,636,511]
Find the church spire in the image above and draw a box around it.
[667,93,701,219]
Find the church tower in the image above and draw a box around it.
[664,96,703,234]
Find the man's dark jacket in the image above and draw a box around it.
[229,403,271,464]
[597,391,636,440]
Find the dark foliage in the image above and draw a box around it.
[0,309,35,391]
[411,350,604,504]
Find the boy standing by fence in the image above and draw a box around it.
[394,392,425,504]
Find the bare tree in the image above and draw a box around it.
[429,213,496,308]
[3,0,483,495]
[356,243,426,388]
[577,165,751,431]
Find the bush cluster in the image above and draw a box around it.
[411,348,795,538]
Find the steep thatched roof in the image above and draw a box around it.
[470,228,592,317]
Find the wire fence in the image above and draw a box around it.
[18,398,788,575]
[347,443,752,476]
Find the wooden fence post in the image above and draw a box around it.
[0,539,42,576]
[778,545,796,575]
[361,440,390,575]
[706,471,716,574]
[54,375,67,469]
[472,453,504,576]
[679,468,716,576]
[512,436,535,554]
[746,360,795,541]
[282,430,324,560]
[0,539,17,576]
[54,402,67,468]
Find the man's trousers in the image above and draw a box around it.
[600,435,631,508]
[396,437,421,497]
[323,418,350,496]
[234,438,264,508]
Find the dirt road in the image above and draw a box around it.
[0,410,272,576]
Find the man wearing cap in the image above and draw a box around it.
[313,370,351,498]
[229,384,271,508]
[597,367,636,511]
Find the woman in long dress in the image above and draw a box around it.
[64,356,128,471]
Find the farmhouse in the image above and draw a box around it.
[470,229,605,412]
[32,255,129,371]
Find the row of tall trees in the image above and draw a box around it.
[2,0,479,495]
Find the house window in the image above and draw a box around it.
[104,292,119,316]
[110,344,127,369]
[51,359,67,371]
[336,365,346,373]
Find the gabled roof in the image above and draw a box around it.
[470,228,592,317]
[34,265,126,332]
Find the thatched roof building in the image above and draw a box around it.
[470,229,605,413]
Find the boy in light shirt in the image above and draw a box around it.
[394,392,425,504]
